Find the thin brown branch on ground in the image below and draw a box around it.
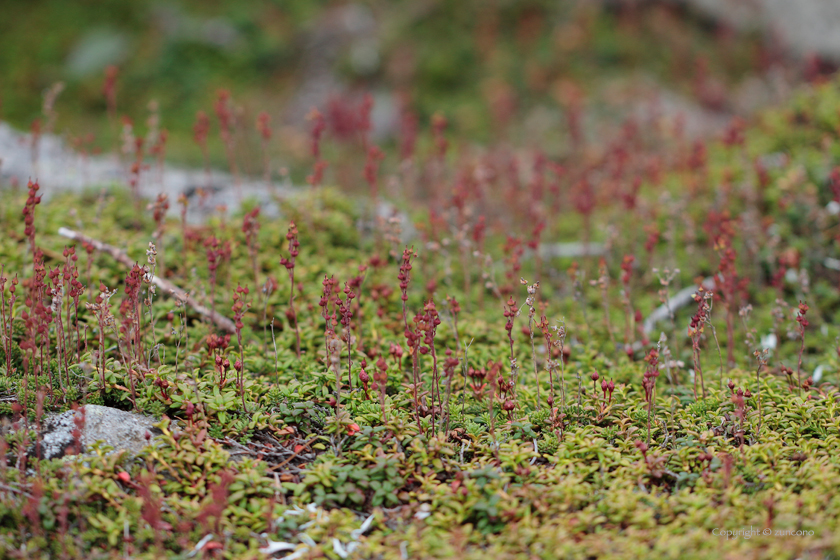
[58,227,236,334]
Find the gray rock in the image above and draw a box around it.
[684,0,840,61]
[65,29,130,79]
[0,122,296,224]
[34,404,161,460]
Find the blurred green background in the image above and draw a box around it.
[0,0,778,173]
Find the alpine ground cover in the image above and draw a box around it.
[2,71,840,560]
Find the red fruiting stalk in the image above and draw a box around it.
[207,333,231,388]
[149,128,168,185]
[568,262,591,342]
[0,269,18,376]
[339,282,355,389]
[149,193,169,275]
[128,135,145,209]
[86,283,117,398]
[22,249,54,396]
[754,348,768,437]
[404,314,423,426]
[256,111,272,187]
[177,194,189,254]
[231,284,250,411]
[419,299,442,433]
[48,267,68,393]
[527,219,545,283]
[196,470,234,535]
[357,92,373,148]
[522,278,541,409]
[503,296,519,395]
[399,98,418,161]
[30,119,42,175]
[193,111,211,189]
[347,267,367,350]
[150,193,169,239]
[103,65,118,124]
[61,246,84,362]
[502,236,524,296]
[364,144,385,207]
[795,301,809,396]
[214,90,241,198]
[431,112,448,160]
[642,348,659,445]
[731,387,746,448]
[442,348,459,432]
[204,235,222,319]
[688,288,711,400]
[486,360,500,460]
[709,211,744,368]
[537,315,557,412]
[374,357,389,423]
[306,108,328,188]
[279,222,301,358]
[572,177,595,255]
[596,258,616,348]
[118,263,146,406]
[398,247,415,331]
[319,275,339,399]
[620,254,635,353]
[242,208,261,297]
[23,180,41,258]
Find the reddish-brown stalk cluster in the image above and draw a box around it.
[231,284,250,410]
[279,223,302,357]
[415,299,442,432]
[642,348,659,444]
[397,247,415,330]
[600,377,616,404]
[319,275,343,403]
[207,333,232,388]
[337,282,355,390]
[119,264,147,405]
[20,250,55,398]
[23,180,41,256]
[709,211,746,367]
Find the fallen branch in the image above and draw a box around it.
[58,227,236,334]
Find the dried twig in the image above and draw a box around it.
[58,227,236,333]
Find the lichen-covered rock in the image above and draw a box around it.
[34,404,162,460]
